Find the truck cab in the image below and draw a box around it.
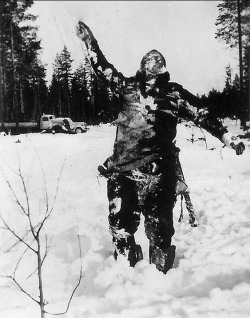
[40,114,56,130]
[40,114,88,134]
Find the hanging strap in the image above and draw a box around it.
[175,148,198,227]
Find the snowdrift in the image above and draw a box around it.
[0,119,249,318]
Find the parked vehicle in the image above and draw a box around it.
[40,114,88,134]
[0,114,88,134]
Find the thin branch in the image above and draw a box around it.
[39,157,49,215]
[0,155,20,176]
[0,214,37,254]
[2,275,40,305]
[1,237,39,304]
[19,168,38,240]
[13,246,30,278]
[26,231,53,280]
[45,229,83,316]
[0,166,28,216]
[19,166,31,216]
[1,144,75,315]
[31,145,51,215]
[48,159,66,216]
[41,232,53,266]
[27,145,66,235]
[14,153,40,241]
[37,160,66,235]
[0,228,33,254]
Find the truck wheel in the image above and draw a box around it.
[75,127,83,134]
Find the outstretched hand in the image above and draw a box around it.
[230,141,245,155]
[76,21,92,42]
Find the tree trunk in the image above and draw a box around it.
[37,76,41,118]
[37,236,45,318]
[66,70,71,117]
[0,1,4,126]
[237,0,246,127]
[59,89,62,117]
[31,77,38,121]
[19,78,24,115]
[10,19,19,133]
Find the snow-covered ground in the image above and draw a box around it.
[0,119,250,318]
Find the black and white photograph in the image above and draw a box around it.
[0,1,249,317]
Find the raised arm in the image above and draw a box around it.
[178,88,245,155]
[171,85,226,139]
[76,21,124,92]
[156,81,244,155]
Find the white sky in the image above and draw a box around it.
[31,1,239,95]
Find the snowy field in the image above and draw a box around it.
[0,119,250,318]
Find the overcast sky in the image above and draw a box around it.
[31,1,239,95]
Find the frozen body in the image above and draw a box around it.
[76,21,245,273]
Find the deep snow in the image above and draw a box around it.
[0,119,250,318]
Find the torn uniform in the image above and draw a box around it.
[77,21,238,272]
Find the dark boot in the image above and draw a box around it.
[113,236,143,267]
[128,244,143,267]
[149,245,176,274]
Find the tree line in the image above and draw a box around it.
[203,0,250,126]
[0,0,249,132]
[47,46,119,125]
[0,0,119,130]
[0,0,47,128]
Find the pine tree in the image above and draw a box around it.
[71,63,90,121]
[25,58,48,121]
[242,42,250,116]
[48,74,60,115]
[0,1,4,127]
[1,0,48,128]
[51,46,73,117]
[223,65,239,118]
[215,0,250,125]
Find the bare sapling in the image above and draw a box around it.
[0,150,83,318]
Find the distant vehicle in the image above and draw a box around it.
[0,114,88,134]
[40,114,88,134]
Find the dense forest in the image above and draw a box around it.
[0,0,249,131]
[0,0,119,128]
[202,0,250,126]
